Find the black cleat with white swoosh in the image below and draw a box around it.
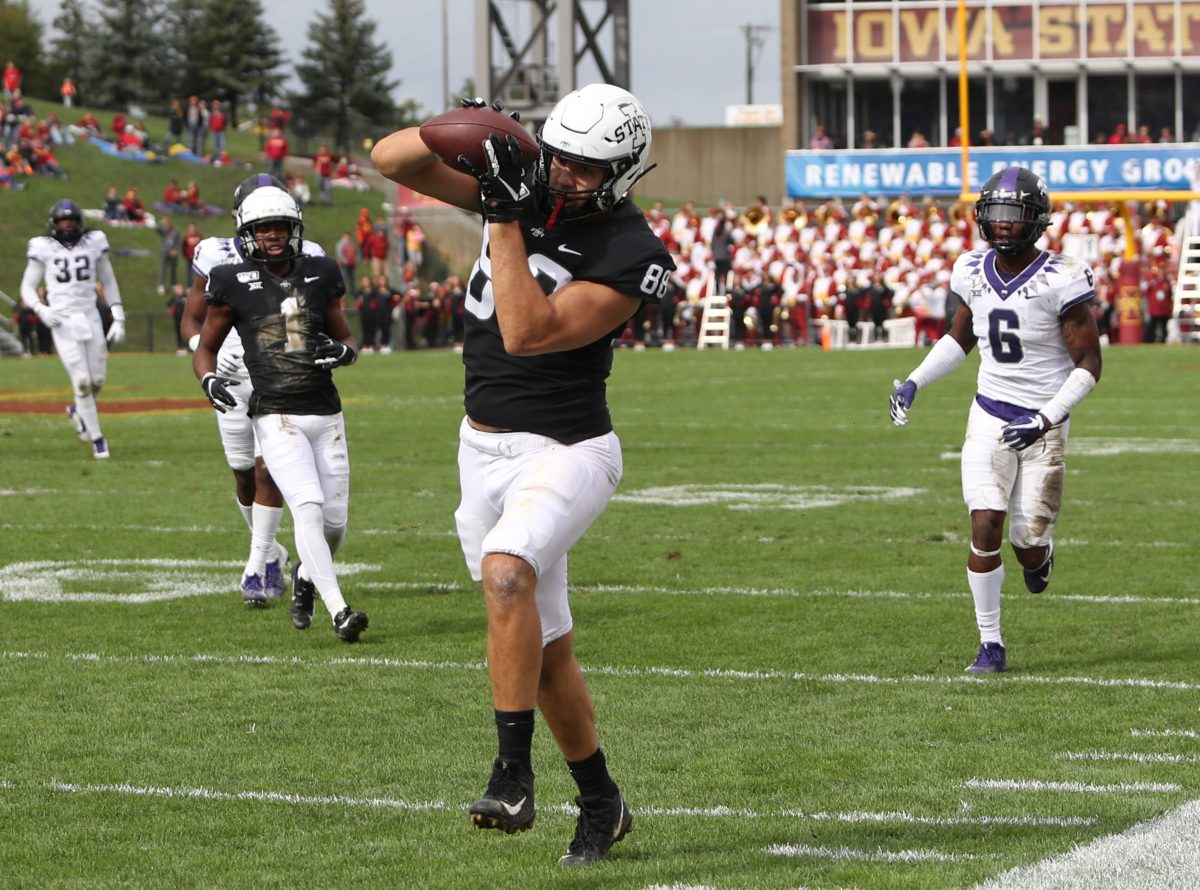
[559,793,632,866]
[468,757,535,834]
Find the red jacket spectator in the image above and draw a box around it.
[183,223,203,264]
[122,188,146,222]
[118,127,144,150]
[354,207,372,251]
[112,113,127,139]
[264,129,288,177]
[60,77,76,106]
[74,112,101,136]
[269,107,290,131]
[313,144,334,178]
[2,61,20,97]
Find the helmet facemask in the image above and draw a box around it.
[49,200,84,244]
[532,83,654,226]
[975,168,1050,257]
[234,187,304,268]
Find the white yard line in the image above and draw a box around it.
[970,800,1200,890]
[965,779,1183,794]
[362,579,1200,608]
[0,780,1092,830]
[767,843,984,863]
[3,649,1198,694]
[1059,751,1199,764]
[1131,728,1199,739]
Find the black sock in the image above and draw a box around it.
[495,709,535,770]
[567,747,619,802]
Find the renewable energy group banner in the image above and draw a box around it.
[785,145,1200,199]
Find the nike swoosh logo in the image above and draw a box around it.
[304,275,320,282]
[558,245,582,256]
[500,797,526,815]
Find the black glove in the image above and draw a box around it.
[201,372,239,413]
[314,333,356,368]
[458,133,526,223]
[458,96,521,123]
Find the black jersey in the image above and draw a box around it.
[205,255,346,417]
[463,184,675,443]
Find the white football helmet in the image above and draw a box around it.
[535,83,653,223]
[234,186,304,265]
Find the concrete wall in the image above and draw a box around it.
[646,125,786,208]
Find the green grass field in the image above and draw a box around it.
[1,345,1197,889]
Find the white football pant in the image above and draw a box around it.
[454,417,623,647]
[961,400,1069,549]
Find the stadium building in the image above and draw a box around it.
[781,0,1200,152]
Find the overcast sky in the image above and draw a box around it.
[26,0,782,127]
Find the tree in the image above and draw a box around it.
[160,0,206,102]
[292,0,397,153]
[190,0,286,126]
[89,0,169,110]
[0,0,47,99]
[47,0,93,90]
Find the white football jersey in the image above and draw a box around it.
[26,231,113,314]
[951,248,1094,411]
[192,235,326,372]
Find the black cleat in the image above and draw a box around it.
[332,606,368,643]
[559,793,632,866]
[1023,540,1054,594]
[290,562,315,630]
[468,758,535,834]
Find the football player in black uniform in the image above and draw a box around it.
[372,83,674,865]
[192,186,368,643]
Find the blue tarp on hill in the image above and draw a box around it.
[88,137,165,164]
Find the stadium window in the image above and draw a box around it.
[1087,74,1129,142]
[1135,73,1175,140]
[853,79,894,147]
[898,78,939,149]
[994,76,1034,147]
[1183,74,1200,142]
[946,77,987,147]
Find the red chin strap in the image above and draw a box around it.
[546,197,564,229]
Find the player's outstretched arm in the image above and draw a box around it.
[890,299,975,426]
[370,127,482,213]
[180,275,208,350]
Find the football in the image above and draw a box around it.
[419,107,540,175]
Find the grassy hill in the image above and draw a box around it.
[1,97,390,352]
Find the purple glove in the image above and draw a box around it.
[890,379,918,426]
[999,412,1049,451]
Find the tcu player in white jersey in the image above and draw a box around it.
[20,200,126,459]
[180,174,327,605]
[889,166,1103,674]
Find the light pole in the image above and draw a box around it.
[741,23,772,105]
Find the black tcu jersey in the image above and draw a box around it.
[464,180,675,443]
[205,255,345,417]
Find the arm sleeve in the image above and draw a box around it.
[96,253,122,307]
[19,259,45,308]
[907,335,968,390]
